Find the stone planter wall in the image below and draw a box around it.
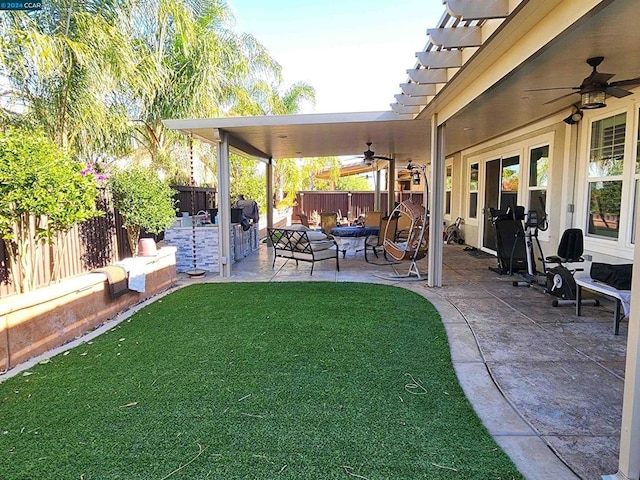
[0,247,177,372]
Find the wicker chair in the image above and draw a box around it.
[319,212,338,235]
[364,214,398,263]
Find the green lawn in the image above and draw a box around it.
[0,282,523,479]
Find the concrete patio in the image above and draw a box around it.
[194,241,626,480]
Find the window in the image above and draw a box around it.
[500,155,519,210]
[633,108,640,244]
[587,113,626,239]
[469,163,478,219]
[445,164,452,216]
[528,145,549,218]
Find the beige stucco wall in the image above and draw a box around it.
[448,97,638,268]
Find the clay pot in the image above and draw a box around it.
[137,238,157,257]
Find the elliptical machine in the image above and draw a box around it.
[512,207,548,287]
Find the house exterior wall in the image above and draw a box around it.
[455,115,565,255]
[449,92,639,268]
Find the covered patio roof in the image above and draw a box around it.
[164,0,640,168]
[163,111,431,165]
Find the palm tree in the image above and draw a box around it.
[0,0,140,160]
[126,0,283,181]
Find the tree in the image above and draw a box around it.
[0,128,101,293]
[0,0,139,160]
[336,175,372,191]
[109,166,177,256]
[127,0,283,181]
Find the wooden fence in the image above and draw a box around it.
[291,191,425,221]
[0,192,127,297]
[0,185,215,298]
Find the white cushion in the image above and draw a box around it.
[287,224,310,231]
[308,240,335,251]
[305,231,328,241]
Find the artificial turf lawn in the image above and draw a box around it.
[0,282,524,479]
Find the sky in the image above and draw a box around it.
[226,0,445,114]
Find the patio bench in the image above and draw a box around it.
[575,275,631,335]
[267,226,340,275]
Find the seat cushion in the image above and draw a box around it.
[287,224,310,231]
[305,231,328,241]
[308,240,335,251]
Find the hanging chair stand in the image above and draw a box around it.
[378,162,430,280]
[381,200,429,280]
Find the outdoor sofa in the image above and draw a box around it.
[267,225,340,274]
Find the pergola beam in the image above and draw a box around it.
[390,103,420,115]
[394,94,431,106]
[400,82,437,97]
[416,50,463,69]
[406,68,449,84]
[427,26,483,48]
[445,0,509,20]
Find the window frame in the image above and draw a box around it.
[584,111,627,242]
[467,161,479,223]
[577,103,637,259]
[526,142,551,242]
[444,161,453,219]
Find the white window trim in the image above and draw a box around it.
[466,160,480,226]
[525,141,553,242]
[444,159,453,220]
[577,104,636,260]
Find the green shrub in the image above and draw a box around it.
[109,166,177,255]
[0,128,101,293]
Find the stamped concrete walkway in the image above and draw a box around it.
[214,242,626,480]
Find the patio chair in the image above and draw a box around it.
[365,214,398,263]
[383,199,429,279]
[364,211,382,228]
[395,212,412,242]
[298,213,310,227]
[319,212,338,235]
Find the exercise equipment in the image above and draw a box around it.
[512,207,548,286]
[488,206,530,275]
[544,228,599,308]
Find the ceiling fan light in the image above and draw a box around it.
[581,90,606,109]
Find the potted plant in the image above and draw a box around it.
[109,166,177,256]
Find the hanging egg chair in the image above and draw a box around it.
[383,199,429,278]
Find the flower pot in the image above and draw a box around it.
[137,238,157,257]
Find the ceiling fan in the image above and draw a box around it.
[529,56,640,109]
[359,142,392,166]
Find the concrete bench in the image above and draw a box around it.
[575,276,631,335]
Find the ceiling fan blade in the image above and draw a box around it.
[588,72,615,84]
[605,86,633,98]
[543,91,578,105]
[610,76,640,87]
